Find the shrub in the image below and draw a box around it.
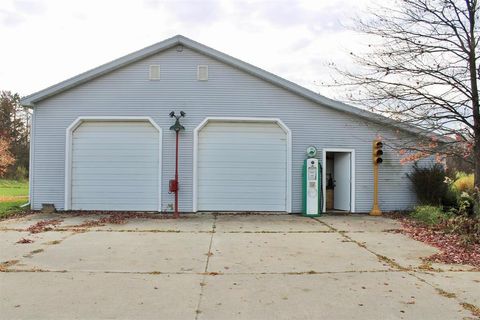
[406,163,448,205]
[442,188,458,208]
[446,172,475,216]
[9,166,28,181]
[440,215,480,245]
[410,205,449,225]
[452,173,474,194]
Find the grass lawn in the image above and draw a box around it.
[0,179,29,219]
[0,179,29,197]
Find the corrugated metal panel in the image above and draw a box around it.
[32,46,420,212]
[71,121,159,211]
[198,121,287,211]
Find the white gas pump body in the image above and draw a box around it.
[305,158,320,215]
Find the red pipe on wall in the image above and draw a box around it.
[169,110,185,219]
[174,130,179,219]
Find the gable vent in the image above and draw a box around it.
[197,65,208,81]
[149,65,160,80]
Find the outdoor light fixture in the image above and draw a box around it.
[169,110,186,218]
[169,111,186,132]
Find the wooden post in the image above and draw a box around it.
[370,140,382,216]
[370,162,382,216]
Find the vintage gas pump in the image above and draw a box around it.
[169,111,185,218]
[302,146,322,216]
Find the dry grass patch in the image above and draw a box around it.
[461,302,480,318]
[0,260,19,272]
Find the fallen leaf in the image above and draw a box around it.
[16,238,34,244]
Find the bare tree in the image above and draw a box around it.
[328,0,480,205]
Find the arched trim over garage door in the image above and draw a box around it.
[193,117,292,213]
[64,116,162,211]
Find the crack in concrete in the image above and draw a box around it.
[338,231,408,271]
[312,217,405,271]
[195,214,217,319]
[408,271,480,319]
[310,217,337,232]
[215,230,335,233]
[0,268,407,275]
[1,228,338,234]
[314,217,480,319]
[59,229,213,233]
[3,214,479,318]
[313,217,427,272]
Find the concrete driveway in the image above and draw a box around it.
[0,213,479,320]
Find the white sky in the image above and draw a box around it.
[0,0,375,99]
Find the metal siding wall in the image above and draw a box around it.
[32,47,417,212]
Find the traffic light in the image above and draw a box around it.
[373,140,383,164]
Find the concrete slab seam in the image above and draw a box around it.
[407,271,480,319]
[195,214,217,319]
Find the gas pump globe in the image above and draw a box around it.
[306,146,317,158]
[302,146,322,216]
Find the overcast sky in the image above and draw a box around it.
[0,0,375,99]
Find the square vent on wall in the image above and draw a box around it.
[197,65,208,81]
[149,65,160,80]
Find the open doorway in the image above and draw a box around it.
[322,149,355,212]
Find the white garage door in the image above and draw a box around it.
[197,121,287,211]
[71,121,159,211]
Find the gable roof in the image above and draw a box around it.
[20,34,424,136]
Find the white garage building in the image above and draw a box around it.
[21,35,424,214]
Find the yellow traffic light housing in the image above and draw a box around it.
[373,140,383,164]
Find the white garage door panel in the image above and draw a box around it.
[198,121,287,211]
[202,203,284,211]
[74,151,157,162]
[72,203,157,211]
[197,149,286,161]
[71,121,159,211]
[198,167,286,177]
[72,167,157,175]
[199,143,286,150]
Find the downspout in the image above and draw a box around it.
[22,102,35,209]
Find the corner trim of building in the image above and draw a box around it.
[28,108,36,208]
